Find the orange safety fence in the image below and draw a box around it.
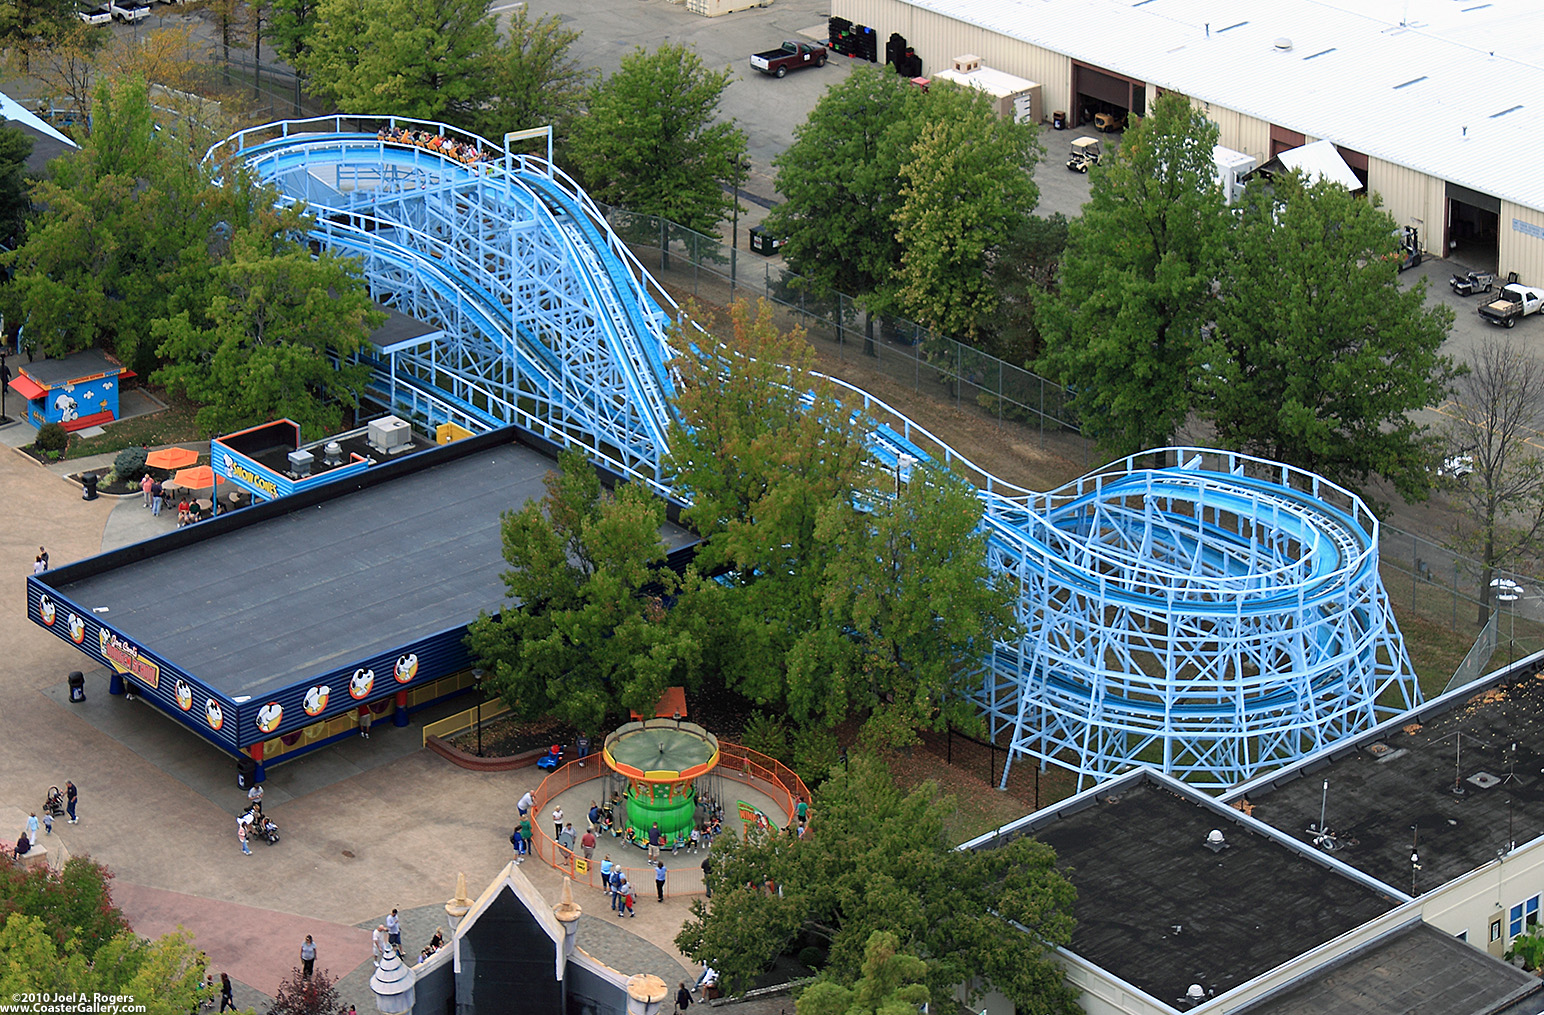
[525,740,809,898]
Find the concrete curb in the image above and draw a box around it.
[424,735,548,771]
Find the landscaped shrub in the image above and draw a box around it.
[34,422,68,453]
[792,725,841,786]
[112,446,148,483]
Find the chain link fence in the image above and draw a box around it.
[594,204,1092,465]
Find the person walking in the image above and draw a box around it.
[552,805,564,841]
[218,973,235,1012]
[576,731,590,768]
[386,910,402,953]
[32,555,44,575]
[41,810,52,836]
[66,781,77,823]
[796,796,808,827]
[655,860,667,902]
[517,789,534,818]
[372,925,388,964]
[38,546,48,571]
[608,864,624,911]
[588,800,601,832]
[675,982,692,1013]
[140,473,153,507]
[238,819,251,856]
[600,855,614,903]
[700,855,713,899]
[621,879,636,918]
[580,827,596,860]
[299,936,316,978]
[647,821,662,861]
[151,479,164,517]
[510,825,525,863]
[26,812,39,845]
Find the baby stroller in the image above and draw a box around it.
[43,786,66,819]
[241,805,280,845]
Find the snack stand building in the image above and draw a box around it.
[26,424,697,782]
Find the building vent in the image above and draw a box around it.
[1467,771,1502,789]
[1490,105,1524,119]
[367,416,412,454]
[1204,829,1228,853]
[1274,37,1293,51]
[1303,47,1337,59]
[322,441,344,466]
[1217,20,1248,31]
[287,449,314,478]
[952,53,981,73]
[1187,985,1205,1001]
[1393,75,1429,89]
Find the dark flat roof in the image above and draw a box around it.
[371,305,442,350]
[1230,921,1541,1015]
[981,776,1399,1005]
[54,441,694,699]
[1240,668,1544,890]
[22,349,121,386]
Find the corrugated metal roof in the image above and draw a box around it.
[892,0,1544,209]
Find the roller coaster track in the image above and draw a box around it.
[211,117,1421,791]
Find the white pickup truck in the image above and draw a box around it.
[1479,284,1544,328]
[109,0,152,21]
[77,3,113,24]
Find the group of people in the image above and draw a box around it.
[376,126,488,168]
[16,782,77,858]
[368,911,445,966]
[30,545,47,575]
[141,471,207,526]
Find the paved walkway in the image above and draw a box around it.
[0,435,702,1012]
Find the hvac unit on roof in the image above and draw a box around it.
[953,53,980,73]
[367,416,412,454]
[287,449,314,478]
[322,441,344,467]
[1204,829,1228,853]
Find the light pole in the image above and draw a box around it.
[1,352,9,423]
[1492,577,1521,667]
[728,155,748,300]
[472,668,485,757]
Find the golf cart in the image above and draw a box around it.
[1449,270,1496,297]
[1067,136,1102,173]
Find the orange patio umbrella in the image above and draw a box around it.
[170,465,225,491]
[146,447,199,470]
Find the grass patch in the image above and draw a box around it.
[885,748,1034,842]
[63,388,205,461]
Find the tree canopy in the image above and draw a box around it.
[465,448,704,731]
[569,44,747,234]
[763,66,921,303]
[796,931,930,1015]
[0,856,216,1012]
[677,753,1079,1014]
[892,81,1040,342]
[1209,172,1456,499]
[1036,91,1227,455]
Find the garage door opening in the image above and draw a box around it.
[1073,63,1144,132]
[1446,183,1500,273]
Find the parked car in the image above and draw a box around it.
[1438,454,1474,479]
[1066,136,1102,173]
[109,0,152,21]
[750,41,828,78]
[1450,270,1496,297]
[1479,284,1544,328]
[77,4,113,24]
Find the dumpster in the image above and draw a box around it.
[748,225,784,256]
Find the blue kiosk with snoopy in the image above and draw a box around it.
[7,349,134,431]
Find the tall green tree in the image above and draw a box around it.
[1209,173,1455,499]
[469,8,592,143]
[0,0,82,66]
[892,82,1040,342]
[0,125,35,247]
[151,204,383,437]
[298,0,495,123]
[269,0,320,73]
[805,464,1019,744]
[569,44,746,233]
[797,932,929,1015]
[1036,91,1227,456]
[666,300,868,713]
[465,449,704,730]
[763,66,921,305]
[677,754,1079,1014]
[983,212,1069,364]
[0,78,218,373]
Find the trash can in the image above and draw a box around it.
[68,671,85,703]
[1053,110,1066,130]
[748,225,784,256]
[81,473,99,501]
[237,756,257,789]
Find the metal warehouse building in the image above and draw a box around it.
[833,0,1544,279]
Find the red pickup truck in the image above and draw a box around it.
[750,41,828,78]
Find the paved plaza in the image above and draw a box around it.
[0,428,707,1011]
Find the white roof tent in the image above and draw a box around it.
[1253,140,1362,192]
[887,0,1544,213]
